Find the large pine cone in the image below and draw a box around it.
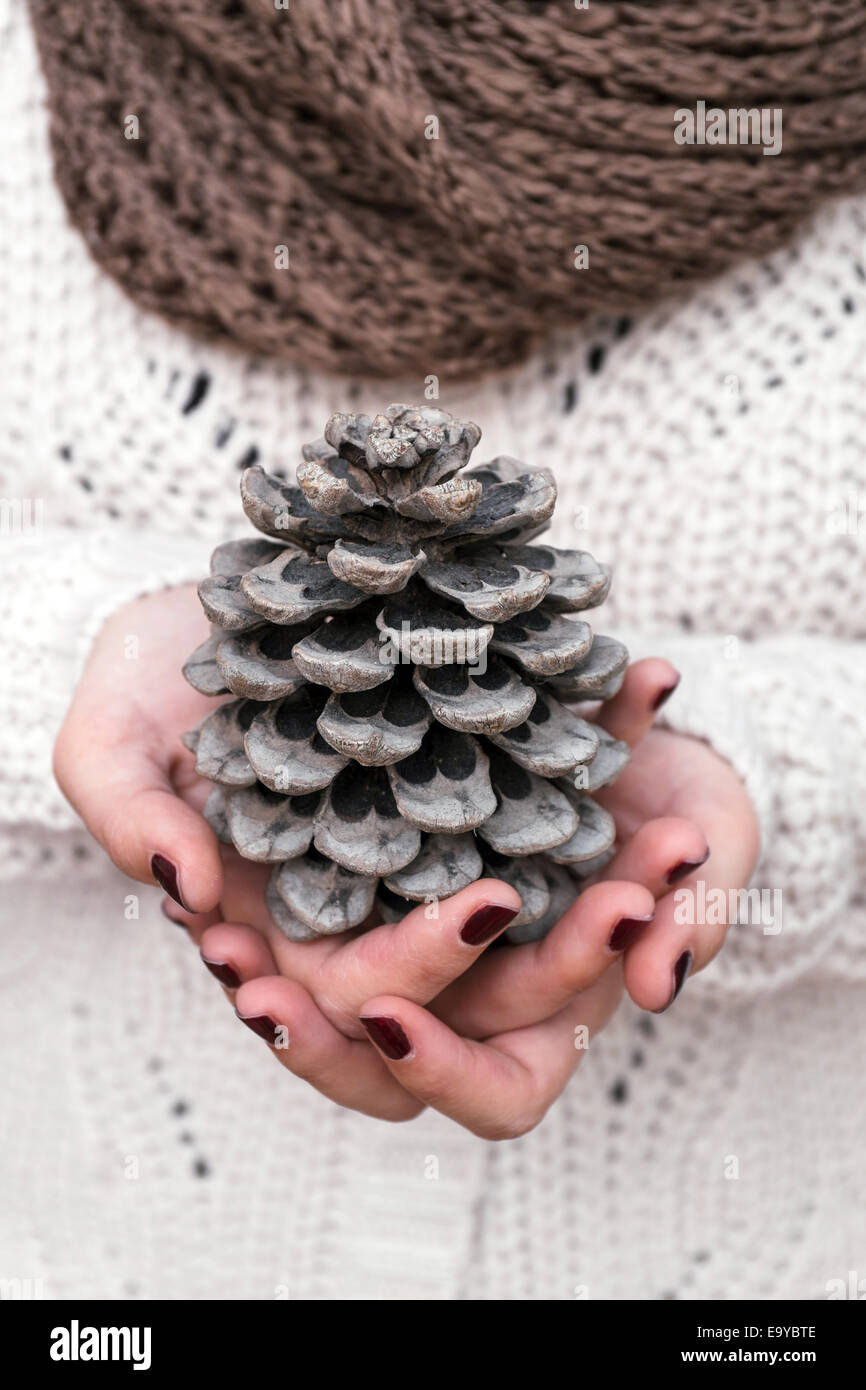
[183,405,630,942]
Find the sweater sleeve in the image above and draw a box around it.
[620,631,866,997]
[0,525,211,837]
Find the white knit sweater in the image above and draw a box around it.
[1,0,865,1301]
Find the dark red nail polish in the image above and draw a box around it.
[652,675,680,711]
[360,1015,412,1061]
[666,849,710,885]
[203,959,240,989]
[656,950,693,1012]
[237,1013,280,1044]
[151,852,188,910]
[460,903,518,946]
[672,950,692,1000]
[609,913,654,952]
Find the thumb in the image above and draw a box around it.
[54,734,223,913]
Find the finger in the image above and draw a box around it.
[233,977,423,1122]
[314,878,521,1035]
[591,815,709,899]
[199,922,279,991]
[53,731,222,912]
[595,657,680,748]
[233,875,521,1034]
[622,811,756,1012]
[432,879,654,1037]
[359,966,622,1140]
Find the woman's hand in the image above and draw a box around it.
[159,654,677,1033]
[591,724,761,1010]
[175,869,630,1134]
[53,584,225,912]
[170,716,758,1135]
[164,658,728,1136]
[55,581,758,1136]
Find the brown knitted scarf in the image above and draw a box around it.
[28,0,866,380]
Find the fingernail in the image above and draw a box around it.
[160,899,186,928]
[360,1015,412,1061]
[609,913,654,952]
[151,852,188,910]
[652,674,680,711]
[237,1013,281,1045]
[203,958,240,989]
[460,903,518,946]
[656,950,693,1012]
[666,849,709,885]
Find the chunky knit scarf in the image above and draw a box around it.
[28,0,866,380]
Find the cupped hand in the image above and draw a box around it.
[56,582,758,1137]
[160,648,713,1135]
[174,870,631,1133]
[590,721,761,1011]
[171,671,759,1135]
[54,584,225,912]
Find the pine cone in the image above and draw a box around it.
[182,405,630,943]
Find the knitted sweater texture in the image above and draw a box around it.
[1,0,865,1300]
